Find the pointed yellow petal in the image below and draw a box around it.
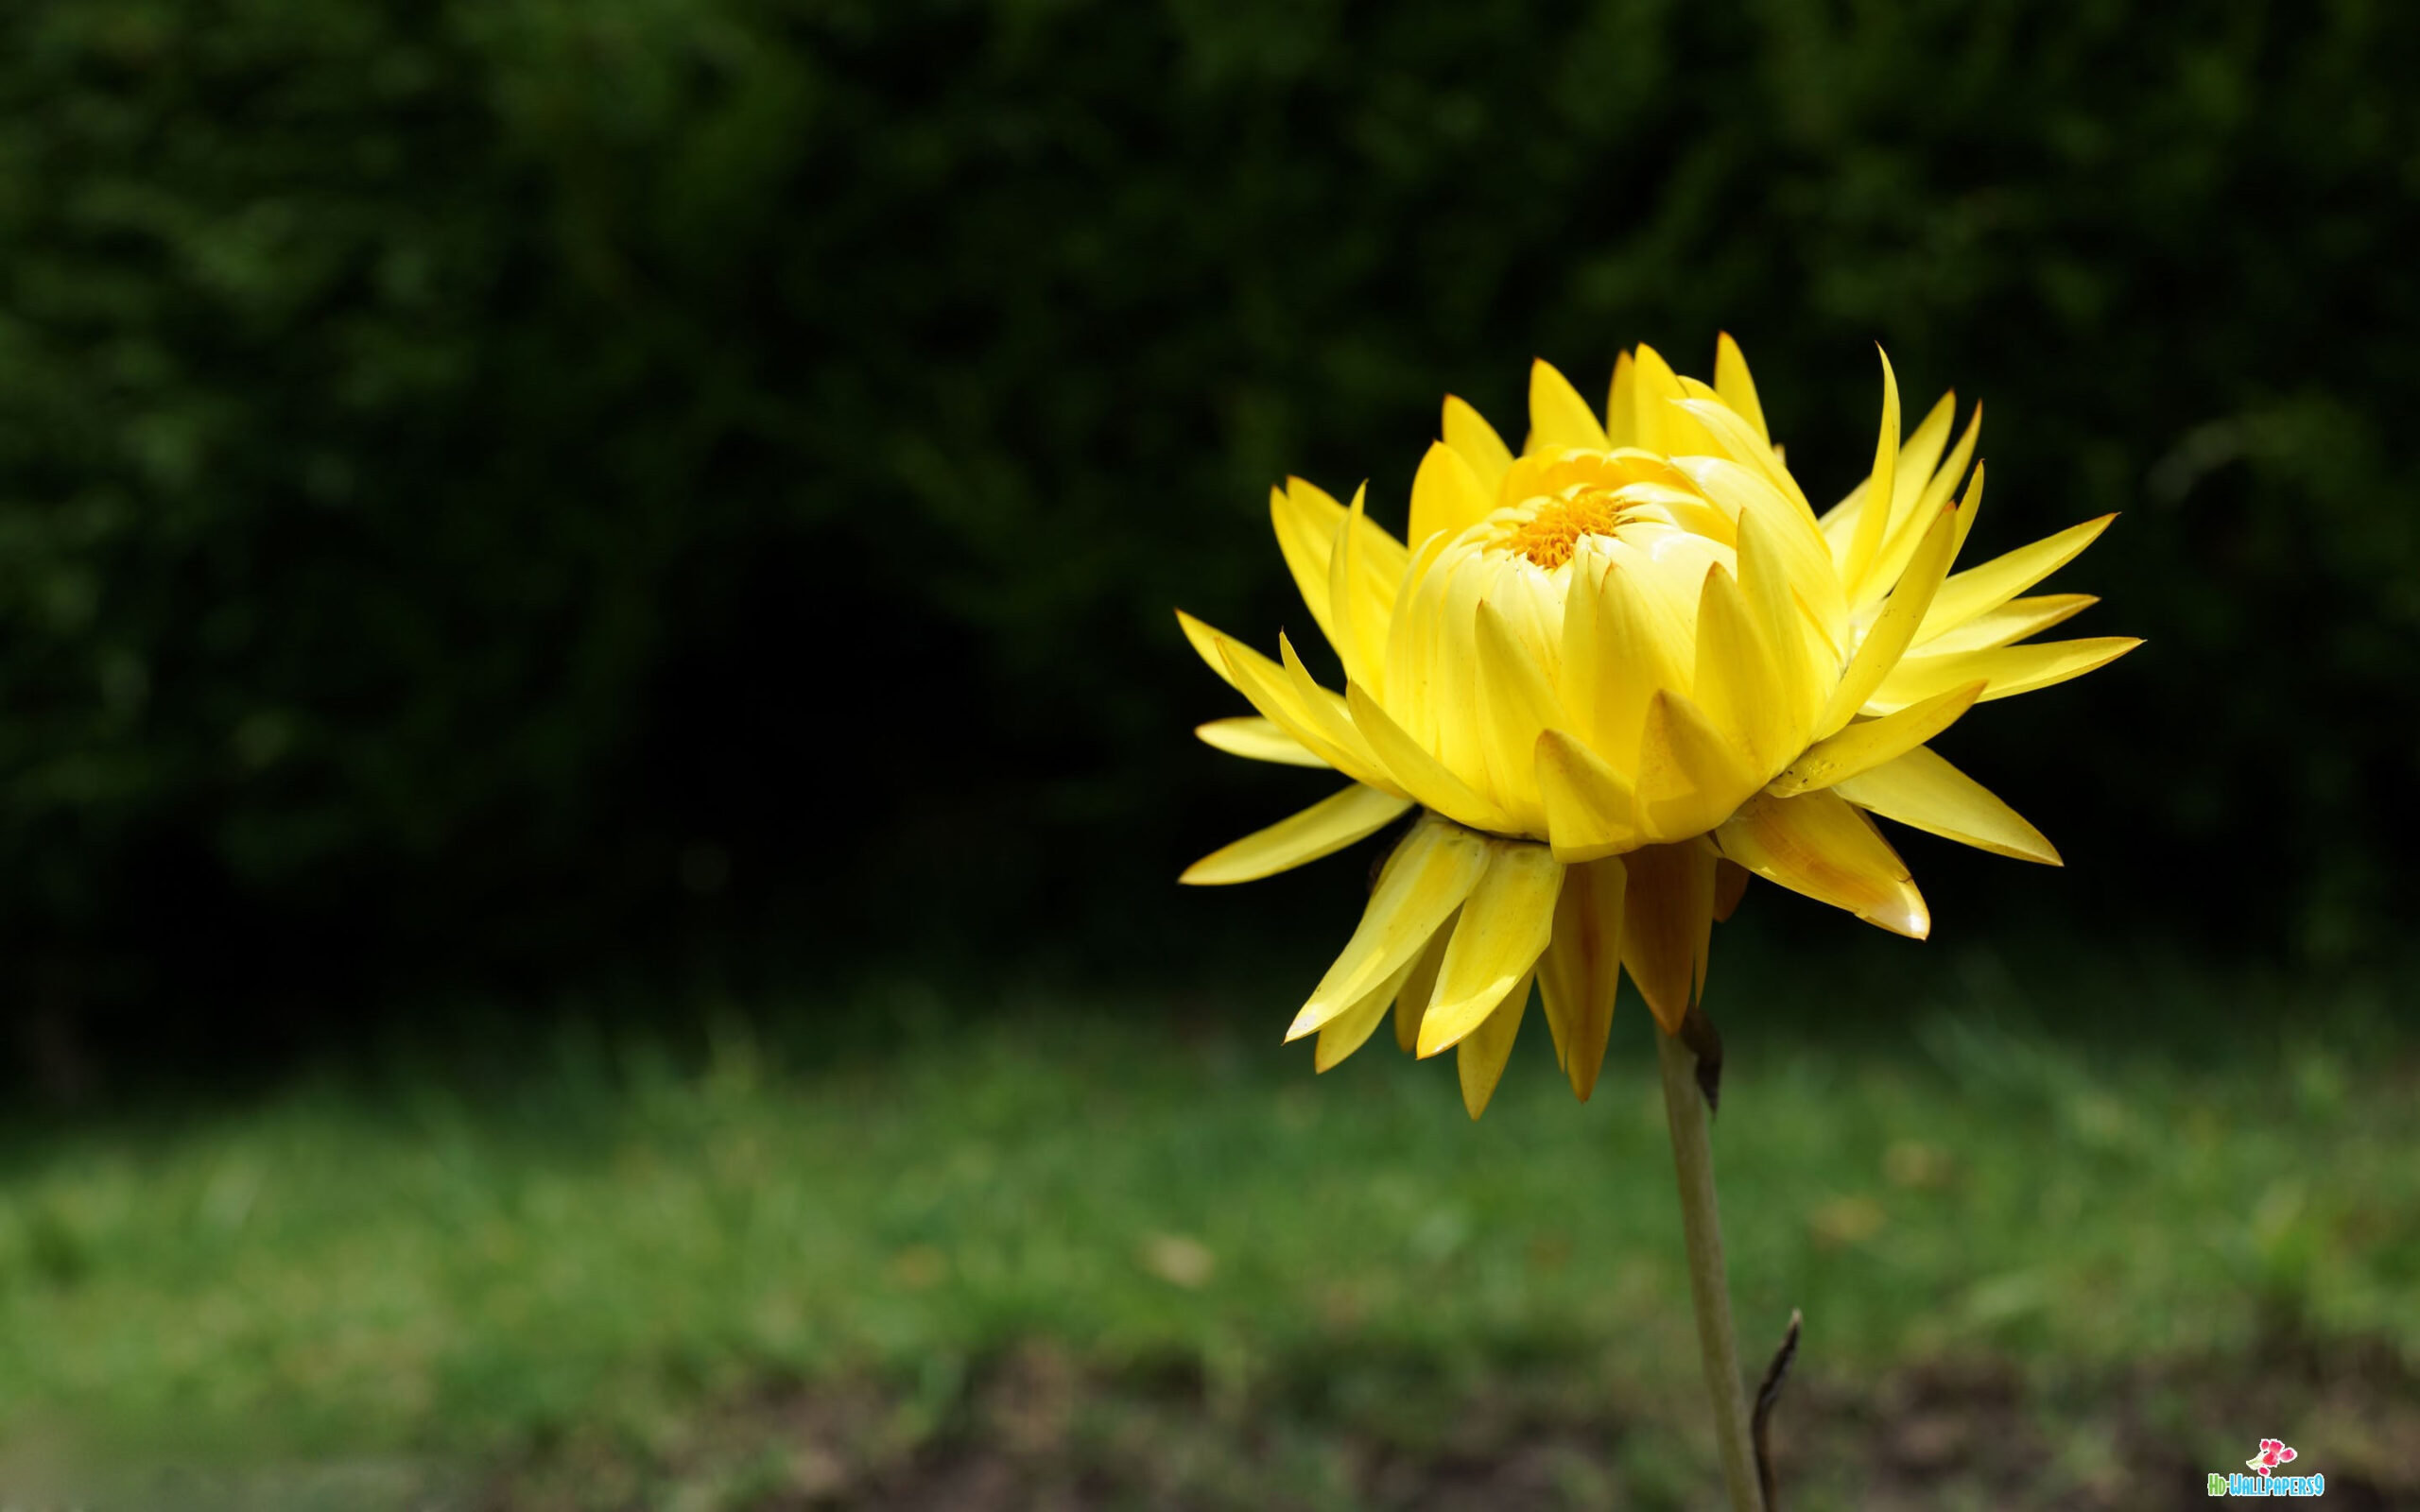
[1889,390,1957,524]
[1918,402,1982,521]
[1834,746,2060,865]
[1392,915,1454,1052]
[1692,564,1789,773]
[1718,789,1927,937]
[1382,527,1455,730]
[1912,593,2096,655]
[1535,855,1625,1101]
[1714,333,1769,443]
[1274,632,1405,793]
[1818,477,1863,562]
[1556,540,1606,744]
[1844,348,1902,594]
[1408,440,1495,549]
[1917,514,2117,642]
[1529,358,1611,452]
[1769,680,1984,797]
[1816,479,1968,737]
[1181,783,1414,886]
[1195,716,1326,767]
[1861,401,1982,595]
[1670,404,1816,523]
[1344,680,1510,833]
[1176,608,1243,691]
[1417,842,1565,1057]
[1315,949,1423,1073]
[1270,479,1343,650]
[1534,728,1639,862]
[1475,599,1564,826]
[1628,344,1713,455]
[1605,351,1641,448]
[1734,505,1821,740]
[1211,637,1350,770]
[1620,840,1716,1033]
[1326,484,1386,691]
[1588,557,1693,763]
[1457,974,1533,1119]
[1198,623,1396,794]
[1635,687,1756,842]
[1443,394,1514,492]
[1270,477,1409,676]
[1289,818,1491,1040]
[1866,636,2140,713]
[1673,455,1843,644]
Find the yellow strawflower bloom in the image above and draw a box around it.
[1178,337,2136,1116]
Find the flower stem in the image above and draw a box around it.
[1655,1024,1763,1511]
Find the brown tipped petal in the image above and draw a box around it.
[1535,856,1627,1101]
[1717,791,1929,939]
[1457,974,1533,1120]
[1619,840,1718,1033]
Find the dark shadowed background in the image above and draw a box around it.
[2,0,2415,1075]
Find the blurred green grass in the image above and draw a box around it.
[1,970,2415,1503]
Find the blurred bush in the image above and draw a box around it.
[0,0,2414,1027]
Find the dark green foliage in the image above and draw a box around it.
[0,0,2414,1009]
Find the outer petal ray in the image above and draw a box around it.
[1620,840,1716,1033]
[1917,515,2115,642]
[1770,680,1984,797]
[1866,637,2140,713]
[1290,818,1491,1040]
[1717,790,1928,938]
[1181,783,1414,885]
[1195,716,1326,767]
[1817,484,1967,737]
[1457,976,1533,1119]
[1534,855,1625,1100]
[1315,951,1423,1073]
[1346,682,1512,833]
[1912,593,2096,655]
[1834,746,2061,865]
[1392,916,1454,1052]
[1843,348,1902,595]
[1417,842,1565,1057]
[1409,440,1495,548]
[1270,477,1409,675]
[1530,359,1612,452]
[1443,395,1514,492]
[1713,333,1769,443]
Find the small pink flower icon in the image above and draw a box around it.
[2245,1438,2297,1476]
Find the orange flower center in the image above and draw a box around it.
[1499,490,1626,568]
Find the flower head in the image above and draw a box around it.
[1179,337,2135,1115]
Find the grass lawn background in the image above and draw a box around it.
[2,940,2415,1508]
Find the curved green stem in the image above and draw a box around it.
[1656,1024,1762,1511]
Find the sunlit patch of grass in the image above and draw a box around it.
[0,967,2412,1500]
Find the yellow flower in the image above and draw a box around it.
[1178,337,2136,1116]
